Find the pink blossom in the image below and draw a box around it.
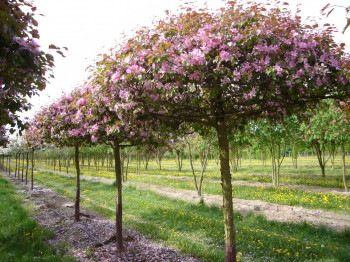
[126,65,144,75]
[219,50,230,62]
[233,70,241,81]
[189,72,201,81]
[91,124,99,134]
[76,98,86,106]
[91,136,98,143]
[316,77,322,86]
[111,72,120,83]
[149,94,159,101]
[274,64,283,76]
[103,116,110,123]
[189,48,205,65]
[119,90,130,100]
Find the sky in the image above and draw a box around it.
[24,0,350,120]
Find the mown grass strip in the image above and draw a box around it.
[35,171,350,262]
[0,175,74,262]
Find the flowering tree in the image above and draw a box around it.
[0,0,66,139]
[73,81,176,252]
[25,89,92,221]
[97,1,349,260]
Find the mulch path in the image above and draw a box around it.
[1,172,201,262]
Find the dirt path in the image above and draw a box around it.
[1,171,201,262]
[37,168,350,232]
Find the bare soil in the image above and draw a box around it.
[1,172,201,262]
[36,168,350,232]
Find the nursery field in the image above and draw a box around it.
[3,154,348,261]
[37,156,349,188]
[29,170,350,262]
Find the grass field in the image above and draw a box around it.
[0,175,74,262]
[31,171,350,262]
[32,158,350,213]
[34,156,350,189]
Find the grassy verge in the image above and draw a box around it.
[0,175,74,262]
[34,171,350,262]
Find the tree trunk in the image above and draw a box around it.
[341,142,348,192]
[176,150,183,171]
[187,138,199,192]
[15,153,17,178]
[25,153,29,185]
[74,144,81,222]
[21,153,25,182]
[8,155,11,176]
[125,152,130,181]
[198,143,211,198]
[31,149,34,190]
[216,120,236,262]
[113,142,124,252]
[320,165,326,178]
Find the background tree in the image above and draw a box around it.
[25,89,92,221]
[186,131,215,198]
[301,102,339,178]
[252,119,289,186]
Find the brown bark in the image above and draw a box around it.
[21,153,25,182]
[113,142,124,252]
[187,137,199,192]
[31,149,34,190]
[216,120,236,262]
[25,152,29,185]
[15,153,17,178]
[8,156,11,176]
[74,144,81,222]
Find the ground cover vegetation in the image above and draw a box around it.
[29,171,350,262]
[0,175,74,261]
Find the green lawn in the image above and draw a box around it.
[34,171,350,262]
[0,175,74,262]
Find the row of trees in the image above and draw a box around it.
[8,98,349,193]
[13,1,350,261]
